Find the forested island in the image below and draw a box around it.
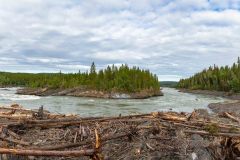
[178,58,240,93]
[0,63,162,99]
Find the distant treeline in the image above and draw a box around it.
[160,81,178,88]
[0,63,160,93]
[178,58,240,93]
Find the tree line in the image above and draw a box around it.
[0,63,160,93]
[178,57,240,93]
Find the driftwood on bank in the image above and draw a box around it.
[184,130,240,137]
[0,126,30,146]
[35,131,132,150]
[0,105,240,159]
[0,148,96,157]
[0,135,30,146]
[223,112,240,123]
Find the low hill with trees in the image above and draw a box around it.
[178,58,240,93]
[0,63,162,99]
[160,81,178,88]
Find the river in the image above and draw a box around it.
[0,87,227,117]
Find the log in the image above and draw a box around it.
[0,106,35,115]
[0,106,31,112]
[11,112,187,128]
[16,116,153,128]
[20,113,190,129]
[223,112,240,123]
[0,109,16,115]
[184,130,240,137]
[173,122,201,129]
[176,121,240,133]
[0,106,69,119]
[157,113,187,122]
[0,148,95,157]
[0,135,30,146]
[7,129,21,140]
[33,131,131,150]
[25,113,151,124]
[0,114,32,120]
[95,129,100,149]
[187,120,240,130]
[0,126,30,146]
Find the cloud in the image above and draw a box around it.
[0,0,239,81]
[158,75,183,82]
[57,64,90,71]
[90,50,150,61]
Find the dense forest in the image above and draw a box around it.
[0,63,160,93]
[178,58,240,93]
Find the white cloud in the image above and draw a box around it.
[158,75,183,82]
[25,57,66,64]
[57,64,90,70]
[0,0,239,80]
[191,10,240,26]
[91,50,150,61]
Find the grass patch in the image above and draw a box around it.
[204,123,219,134]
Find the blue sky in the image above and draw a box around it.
[0,0,240,81]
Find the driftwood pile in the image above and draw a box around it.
[0,104,239,160]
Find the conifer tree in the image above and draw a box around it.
[178,57,240,93]
[0,63,160,93]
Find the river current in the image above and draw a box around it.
[0,87,227,117]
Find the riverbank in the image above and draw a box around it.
[209,101,240,114]
[179,89,240,115]
[179,89,240,100]
[0,105,239,159]
[16,87,163,99]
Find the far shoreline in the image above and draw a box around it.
[178,88,240,114]
[178,88,240,100]
[16,87,164,99]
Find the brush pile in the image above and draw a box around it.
[0,104,239,160]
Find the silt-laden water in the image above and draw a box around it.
[0,87,227,117]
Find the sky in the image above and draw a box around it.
[0,0,240,81]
